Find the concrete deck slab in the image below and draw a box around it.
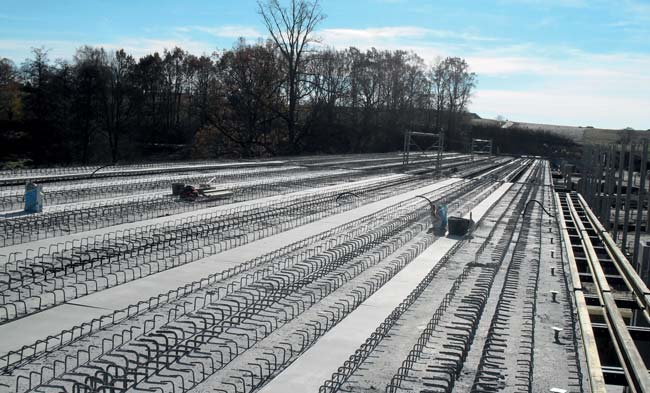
[1,161,288,185]
[0,178,459,356]
[0,168,353,216]
[0,174,407,259]
[260,182,513,393]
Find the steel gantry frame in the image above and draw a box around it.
[402,130,443,172]
[471,138,493,161]
[556,191,650,393]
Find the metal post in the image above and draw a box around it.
[647,167,650,234]
[581,146,588,197]
[640,241,650,287]
[584,146,590,202]
[603,145,614,230]
[589,146,596,207]
[622,143,635,254]
[588,146,596,207]
[614,143,625,241]
[402,130,411,166]
[437,133,443,173]
[565,163,573,189]
[596,146,604,222]
[632,140,648,267]
[632,241,650,327]
[471,138,475,162]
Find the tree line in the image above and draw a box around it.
[0,0,477,166]
[471,122,579,159]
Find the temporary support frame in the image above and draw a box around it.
[556,191,650,392]
[402,131,444,172]
[579,142,650,265]
[471,138,493,161]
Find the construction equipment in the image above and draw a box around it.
[448,216,473,236]
[174,180,233,202]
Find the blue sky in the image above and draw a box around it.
[1,0,649,129]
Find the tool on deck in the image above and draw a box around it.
[173,179,233,202]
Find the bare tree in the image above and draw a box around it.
[215,39,283,157]
[0,58,22,120]
[3,23,486,163]
[21,48,52,123]
[258,0,325,153]
[104,49,136,162]
[440,57,476,148]
[428,59,446,133]
[0,58,16,86]
[73,46,108,163]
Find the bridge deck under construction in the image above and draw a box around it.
[0,153,648,393]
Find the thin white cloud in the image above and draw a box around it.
[98,38,218,57]
[474,88,650,130]
[320,26,500,45]
[322,26,430,40]
[467,50,650,81]
[623,0,650,21]
[498,0,589,7]
[466,50,650,129]
[0,39,80,62]
[315,25,650,130]
[0,13,39,21]
[179,25,263,39]
[0,37,218,62]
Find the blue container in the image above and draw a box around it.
[24,182,43,213]
[436,204,448,229]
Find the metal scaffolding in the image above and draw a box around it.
[471,138,493,161]
[402,130,444,171]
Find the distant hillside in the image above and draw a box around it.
[471,117,649,146]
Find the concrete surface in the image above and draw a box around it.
[0,173,408,260]
[0,177,459,356]
[260,182,514,393]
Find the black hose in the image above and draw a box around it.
[414,195,436,216]
[89,163,117,178]
[335,192,359,203]
[522,199,553,218]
